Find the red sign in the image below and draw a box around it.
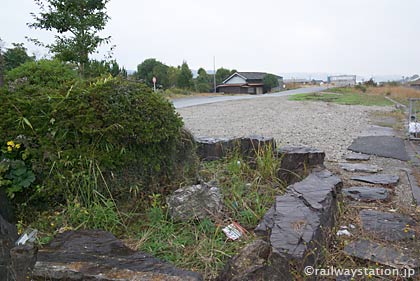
[152,77,157,84]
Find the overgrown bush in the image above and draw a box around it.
[1,68,187,210]
[5,59,78,93]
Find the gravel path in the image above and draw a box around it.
[177,96,394,162]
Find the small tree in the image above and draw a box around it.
[29,0,112,76]
[177,61,193,89]
[85,59,124,78]
[215,68,232,84]
[167,66,180,88]
[195,67,211,92]
[364,78,377,87]
[263,74,279,92]
[136,58,169,88]
[4,43,34,71]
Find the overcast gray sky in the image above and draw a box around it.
[1,0,419,77]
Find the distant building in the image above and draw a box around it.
[409,79,420,90]
[283,78,311,84]
[217,72,283,94]
[327,75,357,86]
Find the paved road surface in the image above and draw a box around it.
[172,86,327,109]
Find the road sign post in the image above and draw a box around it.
[152,76,157,92]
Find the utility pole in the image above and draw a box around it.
[213,56,216,93]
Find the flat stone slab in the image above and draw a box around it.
[344,239,418,269]
[255,170,342,270]
[348,136,409,161]
[342,186,390,202]
[340,163,382,173]
[351,174,399,186]
[345,152,370,161]
[360,210,416,241]
[33,230,203,280]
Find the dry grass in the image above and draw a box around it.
[367,86,420,100]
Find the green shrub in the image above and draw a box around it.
[0,160,35,198]
[163,87,193,96]
[5,59,78,93]
[354,84,367,93]
[0,72,186,208]
[195,82,211,93]
[0,140,35,198]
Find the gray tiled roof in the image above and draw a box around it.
[410,78,420,85]
[238,72,283,80]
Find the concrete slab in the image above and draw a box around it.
[348,136,409,161]
[359,125,397,137]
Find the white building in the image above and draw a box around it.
[327,75,357,86]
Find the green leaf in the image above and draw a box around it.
[23,117,34,130]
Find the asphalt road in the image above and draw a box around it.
[172,86,327,109]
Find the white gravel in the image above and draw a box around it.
[177,96,394,162]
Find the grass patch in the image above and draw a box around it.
[200,147,285,228]
[126,208,250,279]
[26,146,286,280]
[325,87,357,94]
[124,148,285,279]
[289,92,393,106]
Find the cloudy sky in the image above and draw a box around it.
[1,0,419,77]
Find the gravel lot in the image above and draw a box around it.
[177,96,394,162]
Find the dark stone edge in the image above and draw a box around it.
[402,168,420,207]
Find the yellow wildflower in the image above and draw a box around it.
[15,143,21,149]
[7,141,15,147]
[7,146,12,152]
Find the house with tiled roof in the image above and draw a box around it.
[409,78,420,90]
[216,72,283,94]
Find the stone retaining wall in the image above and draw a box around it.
[196,135,325,185]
